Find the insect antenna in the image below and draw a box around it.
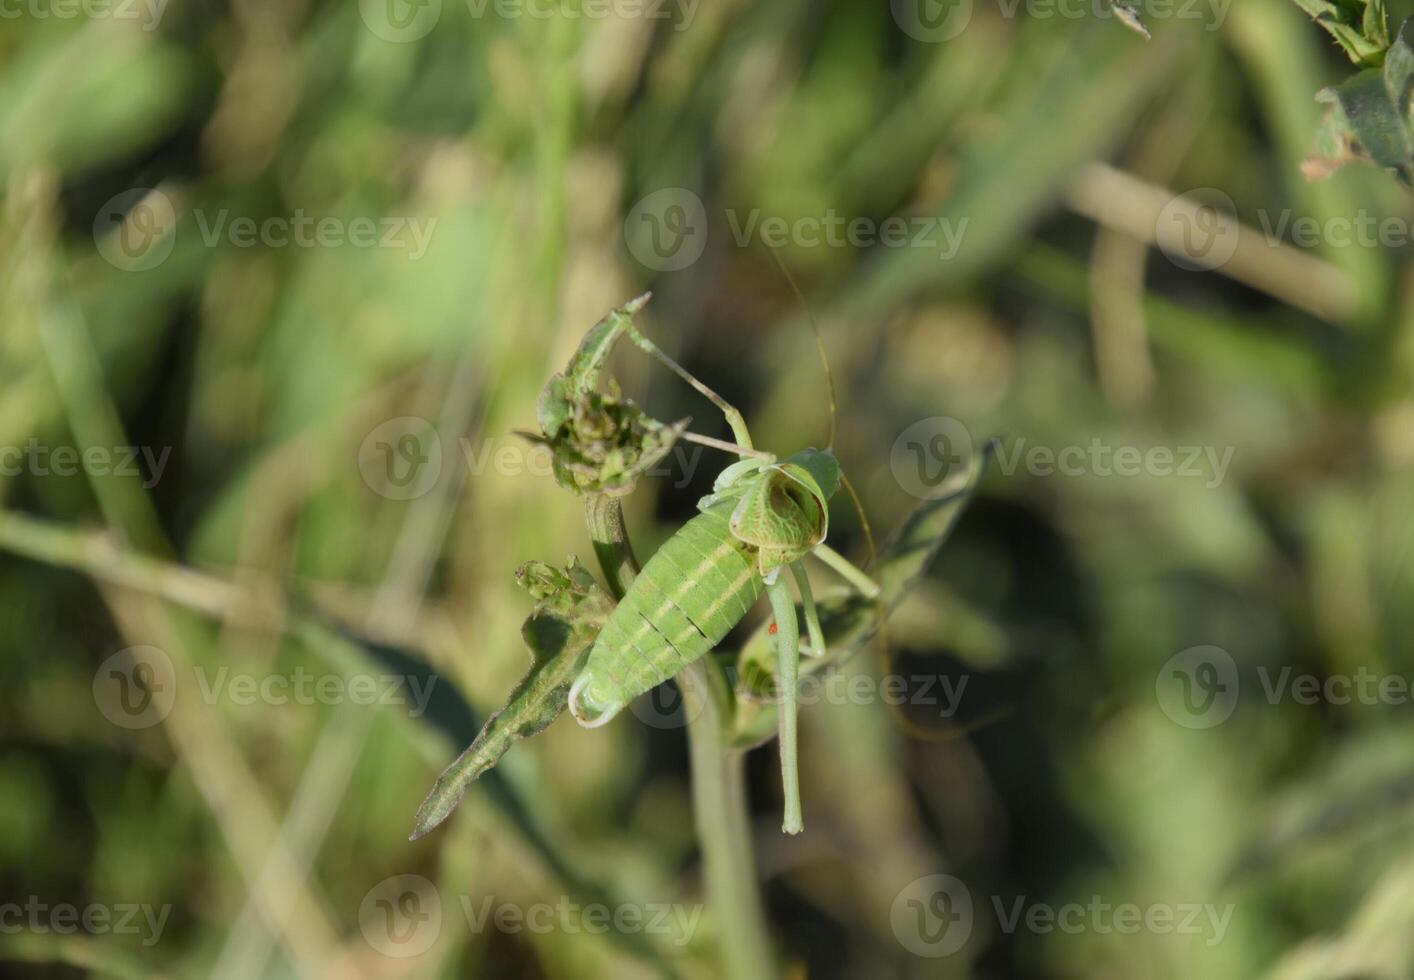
[838,470,876,570]
[839,467,899,718]
[767,247,836,450]
[769,249,904,735]
[769,250,1005,743]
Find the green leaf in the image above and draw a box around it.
[1366,0,1392,48]
[410,558,612,839]
[1305,17,1414,182]
[1288,0,1389,64]
[730,442,994,746]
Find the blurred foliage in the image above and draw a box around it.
[1,0,1413,978]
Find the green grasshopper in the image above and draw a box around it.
[567,316,881,835]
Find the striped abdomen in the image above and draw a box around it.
[569,504,762,726]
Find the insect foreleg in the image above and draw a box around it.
[812,542,881,600]
[624,326,755,449]
[695,458,774,512]
[766,575,804,835]
[790,561,826,659]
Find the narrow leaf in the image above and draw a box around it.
[1288,0,1388,64]
[410,558,612,839]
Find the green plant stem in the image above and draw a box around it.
[581,494,777,980]
[584,494,640,598]
[679,662,777,980]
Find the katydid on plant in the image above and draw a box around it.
[565,315,881,835]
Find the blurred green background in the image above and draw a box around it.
[3,0,1414,977]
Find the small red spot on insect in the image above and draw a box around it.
[768,622,778,635]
